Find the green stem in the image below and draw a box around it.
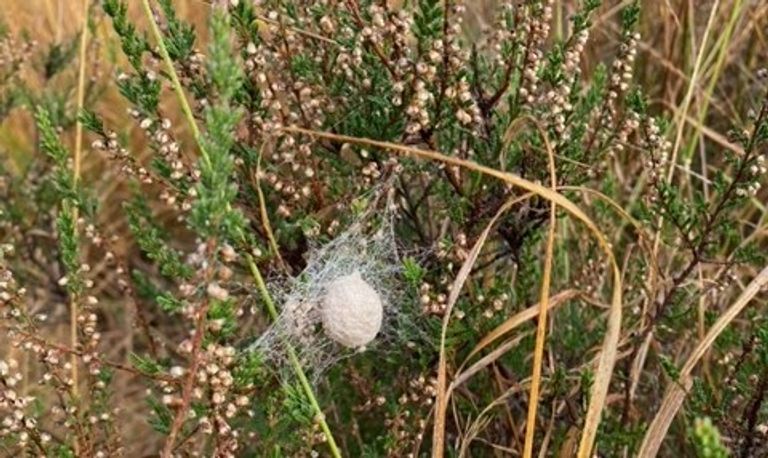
[139,0,210,169]
[246,254,342,458]
[681,0,743,165]
[139,2,341,455]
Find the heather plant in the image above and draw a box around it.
[1,1,768,457]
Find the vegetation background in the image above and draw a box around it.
[1,0,768,457]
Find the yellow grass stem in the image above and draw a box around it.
[523,123,558,458]
[70,0,90,402]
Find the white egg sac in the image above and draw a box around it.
[321,271,383,348]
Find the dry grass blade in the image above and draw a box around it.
[523,120,558,458]
[637,265,768,457]
[558,185,643,231]
[628,330,654,403]
[432,181,540,452]
[537,409,557,458]
[459,383,529,457]
[451,332,531,393]
[462,289,581,366]
[431,196,523,458]
[458,415,492,458]
[666,0,722,181]
[282,126,623,457]
[654,0,721,254]
[682,113,746,156]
